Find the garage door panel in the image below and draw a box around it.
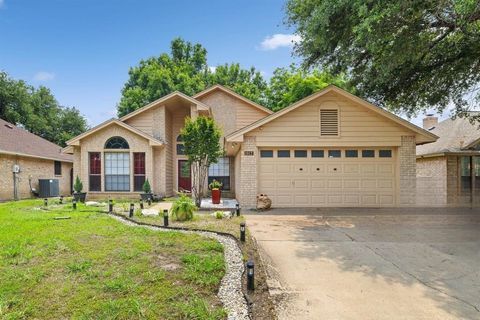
[258,148,396,207]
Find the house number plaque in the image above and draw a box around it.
[244,151,254,156]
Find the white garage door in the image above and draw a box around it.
[258,148,396,207]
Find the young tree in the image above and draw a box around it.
[286,0,480,118]
[180,116,222,207]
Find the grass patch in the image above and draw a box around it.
[0,199,226,319]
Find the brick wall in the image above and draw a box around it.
[399,136,416,205]
[0,154,72,201]
[416,156,447,206]
[239,136,257,208]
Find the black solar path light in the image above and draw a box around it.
[240,222,246,242]
[129,203,134,217]
[246,261,255,291]
[236,203,240,216]
[72,199,77,210]
[163,209,169,227]
[59,196,63,204]
[147,197,152,206]
[140,199,144,209]
[44,198,48,207]
[108,199,113,213]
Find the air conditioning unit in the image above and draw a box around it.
[12,165,20,173]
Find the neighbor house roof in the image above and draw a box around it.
[416,114,480,157]
[0,118,73,162]
[193,84,273,115]
[64,118,163,151]
[226,85,438,145]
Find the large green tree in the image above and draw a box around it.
[118,38,267,117]
[0,71,88,146]
[266,65,353,111]
[286,0,480,117]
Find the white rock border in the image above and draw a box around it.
[109,214,250,320]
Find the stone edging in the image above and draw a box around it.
[108,213,250,320]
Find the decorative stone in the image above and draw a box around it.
[257,193,272,210]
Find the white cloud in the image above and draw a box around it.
[259,34,301,51]
[208,66,217,73]
[33,71,55,82]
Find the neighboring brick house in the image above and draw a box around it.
[417,114,480,206]
[63,85,437,208]
[0,118,73,201]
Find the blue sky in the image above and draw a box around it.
[0,0,442,127]
[1,0,300,125]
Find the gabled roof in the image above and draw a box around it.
[417,114,480,157]
[119,91,210,122]
[0,118,72,162]
[194,84,273,115]
[65,118,163,148]
[226,85,438,145]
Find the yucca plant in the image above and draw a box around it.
[170,194,197,221]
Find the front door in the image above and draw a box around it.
[178,160,191,191]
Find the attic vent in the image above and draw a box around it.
[320,109,339,136]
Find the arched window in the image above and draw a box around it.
[105,136,129,149]
[176,134,185,155]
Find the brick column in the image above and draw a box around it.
[399,136,416,205]
[239,136,257,208]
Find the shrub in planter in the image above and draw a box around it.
[140,179,153,201]
[209,179,222,204]
[170,194,197,221]
[73,175,86,203]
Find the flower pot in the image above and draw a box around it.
[73,192,86,203]
[211,189,221,204]
[140,193,153,201]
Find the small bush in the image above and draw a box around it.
[73,176,83,193]
[170,194,196,221]
[142,179,152,194]
[214,211,223,219]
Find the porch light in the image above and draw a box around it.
[246,260,255,291]
[163,209,169,227]
[240,222,246,242]
[129,203,134,218]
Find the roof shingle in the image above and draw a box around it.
[0,118,73,162]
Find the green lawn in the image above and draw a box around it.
[0,199,226,320]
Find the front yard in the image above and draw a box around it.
[0,200,226,319]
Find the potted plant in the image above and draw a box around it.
[140,179,153,201]
[170,194,196,221]
[73,175,86,203]
[209,179,222,204]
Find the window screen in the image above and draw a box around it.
[208,157,230,190]
[328,150,341,158]
[294,150,307,158]
[379,150,392,158]
[260,150,273,158]
[89,152,101,191]
[277,150,291,158]
[133,153,145,192]
[105,152,130,191]
[345,150,358,158]
[362,150,375,158]
[311,150,324,158]
[54,161,62,175]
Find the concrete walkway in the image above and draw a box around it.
[247,209,480,320]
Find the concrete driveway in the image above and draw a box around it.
[246,208,480,320]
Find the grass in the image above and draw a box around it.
[0,199,226,319]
